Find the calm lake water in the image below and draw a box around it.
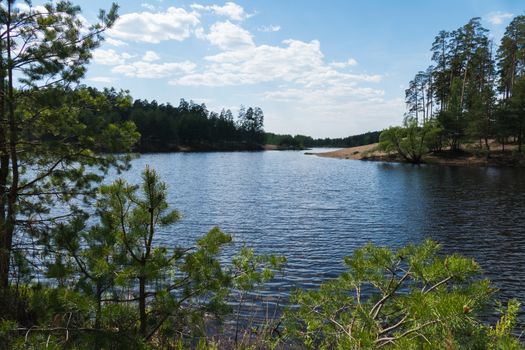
[117,150,525,306]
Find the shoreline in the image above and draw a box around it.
[312,143,525,168]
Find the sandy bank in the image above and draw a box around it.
[311,143,525,167]
[311,143,385,160]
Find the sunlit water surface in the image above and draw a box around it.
[112,150,525,318]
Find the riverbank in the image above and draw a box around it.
[313,143,525,167]
[310,143,383,160]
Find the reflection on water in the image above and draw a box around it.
[114,150,525,305]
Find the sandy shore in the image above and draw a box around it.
[311,143,385,160]
[311,143,525,167]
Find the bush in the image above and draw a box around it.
[283,240,522,349]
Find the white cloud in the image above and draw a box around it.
[487,11,513,25]
[142,50,161,62]
[87,76,116,84]
[112,61,197,79]
[330,58,358,68]
[141,3,156,11]
[191,2,250,21]
[94,4,398,136]
[168,33,394,136]
[92,49,134,65]
[195,26,206,39]
[108,7,200,43]
[172,39,379,87]
[14,3,48,14]
[210,2,250,21]
[105,37,128,47]
[258,25,281,33]
[264,85,384,104]
[206,21,254,50]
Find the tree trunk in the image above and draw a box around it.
[139,276,147,336]
[0,2,16,289]
[421,85,426,124]
[0,22,5,289]
[460,62,469,113]
[519,117,523,153]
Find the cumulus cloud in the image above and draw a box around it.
[105,37,128,47]
[93,3,398,136]
[330,58,358,68]
[258,25,281,33]
[112,61,197,79]
[92,49,134,65]
[191,2,250,21]
[87,76,116,84]
[141,3,156,11]
[167,29,395,136]
[206,21,254,50]
[108,7,200,43]
[172,39,380,87]
[142,50,161,62]
[487,11,513,25]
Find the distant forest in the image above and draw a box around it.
[102,92,265,152]
[86,87,378,152]
[266,131,381,149]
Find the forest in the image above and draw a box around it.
[379,16,525,164]
[71,88,378,152]
[266,131,381,149]
[125,97,265,152]
[0,1,523,349]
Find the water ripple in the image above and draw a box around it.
[115,150,525,312]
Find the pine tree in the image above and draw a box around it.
[0,1,138,292]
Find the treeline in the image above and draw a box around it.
[90,87,379,152]
[88,88,266,152]
[265,131,381,149]
[380,15,525,163]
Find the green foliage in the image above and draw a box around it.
[497,15,525,99]
[488,299,522,349]
[508,76,525,151]
[265,131,381,148]
[46,168,235,341]
[393,14,525,155]
[423,119,445,152]
[126,98,266,151]
[232,247,286,292]
[284,240,523,349]
[379,119,441,163]
[0,0,138,294]
[2,168,285,349]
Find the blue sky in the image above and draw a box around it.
[67,1,524,137]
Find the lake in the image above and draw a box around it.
[117,149,525,306]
